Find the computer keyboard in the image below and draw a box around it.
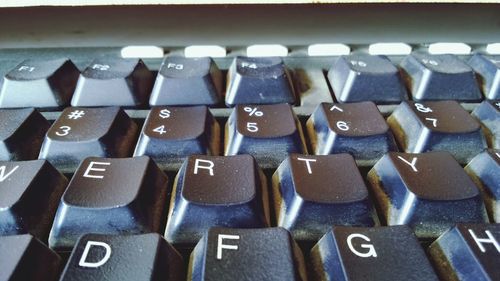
[0,46,499,281]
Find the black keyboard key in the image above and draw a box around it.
[0,160,67,239]
[327,55,408,103]
[225,104,306,168]
[465,150,500,222]
[60,233,184,281]
[367,152,488,239]
[225,56,295,106]
[164,155,270,244]
[149,56,222,106]
[134,106,220,170]
[388,101,487,164]
[472,100,500,149]
[39,106,138,172]
[0,58,79,108]
[310,225,438,281]
[400,53,482,101]
[428,223,500,281]
[189,227,307,281]
[0,108,50,161]
[71,58,153,107]
[273,154,377,241]
[307,102,397,166]
[468,54,500,100]
[0,234,62,281]
[49,156,168,250]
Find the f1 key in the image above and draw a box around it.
[188,227,307,281]
[225,56,296,106]
[225,104,306,168]
[49,156,168,250]
[39,107,138,172]
[368,152,488,239]
[388,101,487,164]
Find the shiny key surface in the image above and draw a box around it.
[468,54,500,100]
[368,152,488,239]
[49,156,168,250]
[71,58,153,107]
[472,100,500,149]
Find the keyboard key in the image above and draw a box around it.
[0,160,67,239]
[164,155,270,244]
[49,156,168,250]
[465,150,500,222]
[0,234,62,281]
[273,154,377,241]
[428,223,500,281]
[327,55,408,103]
[224,104,306,168]
[71,58,153,107]
[0,58,79,108]
[468,54,500,100]
[310,226,439,281]
[400,53,482,101]
[388,101,487,164]
[149,56,223,106]
[39,107,138,172]
[307,102,398,166]
[59,233,184,281]
[0,108,50,161]
[472,100,500,149]
[225,56,295,106]
[367,152,488,239]
[133,106,220,170]
[188,227,307,281]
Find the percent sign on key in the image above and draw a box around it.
[244,107,263,117]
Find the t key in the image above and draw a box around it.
[468,54,500,100]
[0,160,67,240]
[71,58,154,107]
[134,106,220,170]
[307,102,398,166]
[429,223,500,281]
[164,155,270,244]
[188,227,307,281]
[60,233,184,281]
[368,152,488,239]
[149,56,223,106]
[39,107,138,172]
[472,100,500,149]
[400,53,482,101]
[310,226,439,281]
[49,156,168,250]
[225,56,296,106]
[0,58,79,108]
[327,55,408,103]
[388,101,487,164]
[225,104,306,168]
[0,108,50,161]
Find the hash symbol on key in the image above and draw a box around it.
[67,110,85,120]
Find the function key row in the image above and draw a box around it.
[1,53,500,108]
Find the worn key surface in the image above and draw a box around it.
[59,233,184,281]
[273,154,377,241]
[388,101,487,164]
[225,56,295,106]
[307,102,398,166]
[472,100,500,149]
[149,56,223,106]
[310,225,439,281]
[0,108,50,161]
[468,54,500,100]
[164,155,270,245]
[327,55,408,103]
[49,156,168,250]
[71,58,153,107]
[39,106,138,172]
[428,223,500,281]
[368,152,488,239]
[188,227,307,281]
[0,58,79,108]
[134,106,220,170]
